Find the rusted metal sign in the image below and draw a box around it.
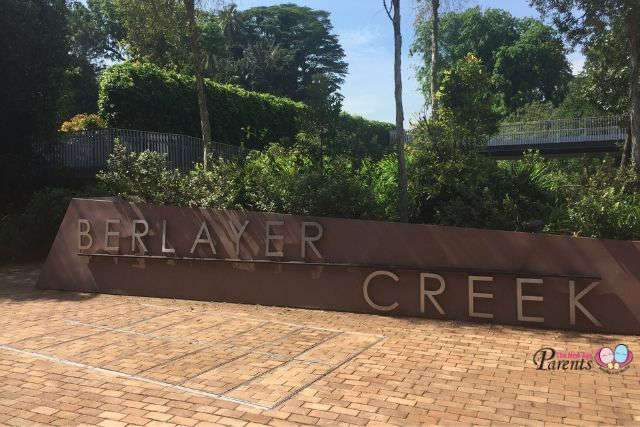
[38,198,640,334]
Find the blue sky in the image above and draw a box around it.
[233,0,585,125]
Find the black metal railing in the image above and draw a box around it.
[32,128,245,174]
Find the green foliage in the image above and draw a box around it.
[406,142,555,231]
[98,62,306,149]
[493,19,572,112]
[60,113,107,132]
[67,1,347,109]
[0,188,83,261]
[116,0,191,70]
[503,76,602,123]
[581,28,630,115]
[67,0,126,64]
[217,3,347,106]
[412,7,572,114]
[96,139,186,205]
[1,0,69,150]
[0,0,71,212]
[95,140,386,220]
[184,160,244,209]
[98,61,393,153]
[434,54,501,139]
[242,144,380,219]
[543,157,640,239]
[6,138,640,264]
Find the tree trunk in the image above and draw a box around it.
[628,11,640,172]
[390,0,408,222]
[621,124,631,168]
[184,0,212,169]
[430,0,440,119]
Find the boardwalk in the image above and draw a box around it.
[1,264,640,426]
[488,116,626,156]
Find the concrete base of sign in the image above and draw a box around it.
[38,197,640,334]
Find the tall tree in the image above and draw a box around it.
[67,0,126,66]
[0,0,68,149]
[416,0,442,118]
[383,0,408,222]
[412,7,571,115]
[435,54,501,140]
[492,19,572,112]
[0,0,69,208]
[530,0,640,171]
[115,0,213,166]
[184,0,212,167]
[116,0,190,70]
[220,4,347,106]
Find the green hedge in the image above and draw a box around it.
[98,62,393,152]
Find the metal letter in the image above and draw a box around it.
[468,276,494,319]
[301,221,323,258]
[105,219,120,252]
[78,219,93,250]
[229,219,249,258]
[161,220,175,254]
[516,278,544,323]
[265,220,284,257]
[569,281,602,327]
[190,221,216,255]
[363,271,399,312]
[131,220,149,253]
[419,273,446,315]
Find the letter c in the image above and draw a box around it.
[363,271,399,312]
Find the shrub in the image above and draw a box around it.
[59,113,107,132]
[544,157,640,240]
[96,139,187,205]
[408,123,557,231]
[184,159,245,209]
[98,62,393,153]
[0,187,82,261]
[241,144,383,219]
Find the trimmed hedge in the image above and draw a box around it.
[98,62,393,152]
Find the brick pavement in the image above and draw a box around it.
[0,264,639,426]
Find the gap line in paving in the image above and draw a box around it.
[6,304,171,350]
[269,334,386,408]
[54,318,273,379]
[1,315,383,409]
[217,331,343,396]
[139,302,385,338]
[0,344,273,411]
[33,307,176,358]
[137,321,298,378]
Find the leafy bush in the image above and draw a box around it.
[543,157,640,239]
[434,54,501,139]
[95,141,386,220]
[242,144,382,219]
[59,113,107,133]
[407,145,554,231]
[184,160,245,209]
[0,187,83,261]
[96,139,187,205]
[98,62,393,152]
[7,135,636,264]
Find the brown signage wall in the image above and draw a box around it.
[38,197,640,334]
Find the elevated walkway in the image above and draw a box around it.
[488,116,626,156]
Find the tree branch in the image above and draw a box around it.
[383,0,393,21]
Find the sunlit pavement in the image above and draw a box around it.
[0,264,639,426]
